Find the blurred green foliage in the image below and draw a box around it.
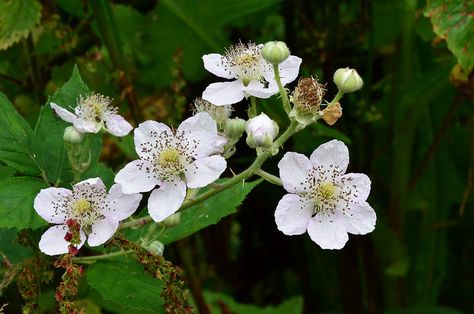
[0,0,472,313]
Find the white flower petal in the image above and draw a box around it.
[278,152,312,193]
[202,53,234,79]
[148,180,186,222]
[105,114,133,137]
[307,212,348,250]
[134,120,172,159]
[184,155,226,188]
[275,194,313,235]
[202,80,246,106]
[242,80,278,99]
[87,217,119,247]
[104,184,142,221]
[263,55,302,86]
[115,160,159,194]
[343,201,376,235]
[278,56,302,85]
[74,119,102,133]
[339,173,371,203]
[177,112,218,158]
[50,103,76,123]
[310,140,349,180]
[39,225,86,256]
[74,177,106,196]
[34,188,71,224]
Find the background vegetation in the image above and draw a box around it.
[0,0,472,313]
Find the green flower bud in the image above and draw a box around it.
[224,118,246,139]
[261,41,290,65]
[145,240,164,256]
[333,67,363,93]
[63,126,84,144]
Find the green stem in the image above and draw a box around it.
[73,250,134,264]
[255,169,283,186]
[120,120,299,230]
[326,90,344,107]
[248,96,258,118]
[273,64,291,114]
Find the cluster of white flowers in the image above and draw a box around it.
[35,40,375,255]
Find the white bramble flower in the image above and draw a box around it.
[202,42,302,106]
[50,93,133,137]
[34,178,142,255]
[114,113,227,222]
[275,140,376,249]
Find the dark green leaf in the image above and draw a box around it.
[204,291,304,314]
[0,228,34,264]
[0,177,48,230]
[159,179,261,245]
[86,259,164,313]
[0,92,43,176]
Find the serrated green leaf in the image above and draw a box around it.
[86,259,164,313]
[0,0,42,50]
[159,179,261,245]
[0,92,43,176]
[0,177,48,230]
[204,291,304,314]
[424,0,474,71]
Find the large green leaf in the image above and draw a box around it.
[204,292,303,314]
[0,0,42,50]
[424,0,474,71]
[0,177,48,230]
[0,92,43,176]
[86,259,164,313]
[159,179,261,245]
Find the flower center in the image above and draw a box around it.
[225,42,271,85]
[76,93,116,123]
[72,198,92,216]
[312,181,339,214]
[157,148,185,178]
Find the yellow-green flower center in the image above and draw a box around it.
[72,198,92,216]
[319,181,337,200]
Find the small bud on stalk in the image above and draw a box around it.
[63,126,84,144]
[333,67,363,93]
[245,113,279,148]
[261,41,290,65]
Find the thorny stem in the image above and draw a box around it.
[273,64,291,114]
